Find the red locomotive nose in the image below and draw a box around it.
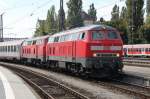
[87,30,123,58]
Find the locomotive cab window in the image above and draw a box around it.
[79,33,85,40]
[92,31,104,40]
[107,31,118,39]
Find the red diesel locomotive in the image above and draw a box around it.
[22,36,49,64]
[46,25,123,77]
[0,25,123,78]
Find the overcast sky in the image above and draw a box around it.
[0,0,139,38]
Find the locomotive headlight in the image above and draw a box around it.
[116,53,120,57]
[93,53,97,57]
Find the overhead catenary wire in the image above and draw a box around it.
[4,0,53,28]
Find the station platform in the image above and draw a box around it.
[0,66,40,99]
[124,65,150,79]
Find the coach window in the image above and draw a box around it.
[5,46,6,52]
[2,47,3,52]
[1,47,2,52]
[146,48,148,52]
[6,46,7,52]
[0,47,1,52]
[14,46,16,52]
[139,48,141,52]
[128,48,130,52]
[135,48,137,52]
[2,46,4,52]
[4,46,5,52]
[11,46,13,52]
[7,46,10,52]
[3,46,4,52]
[142,48,145,52]
[8,46,10,52]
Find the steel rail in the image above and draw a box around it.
[0,62,90,99]
[97,80,150,99]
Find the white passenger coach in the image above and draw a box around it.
[0,40,24,60]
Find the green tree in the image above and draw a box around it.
[111,4,119,21]
[58,1,65,31]
[120,6,127,20]
[46,5,58,34]
[146,0,150,16]
[146,0,150,24]
[126,0,144,44]
[138,24,150,43]
[67,0,83,28]
[88,3,97,22]
[34,20,47,37]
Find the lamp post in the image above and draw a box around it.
[59,0,65,31]
[0,13,4,42]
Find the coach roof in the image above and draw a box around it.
[24,35,49,42]
[0,40,24,46]
[50,25,116,37]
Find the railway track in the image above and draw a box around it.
[1,62,150,99]
[123,58,150,68]
[95,73,150,99]
[0,62,90,99]
[123,60,150,64]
